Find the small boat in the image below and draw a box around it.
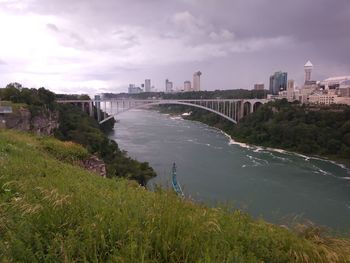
[171,163,185,198]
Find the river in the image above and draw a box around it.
[110,109,350,229]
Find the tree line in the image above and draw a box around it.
[158,100,350,160]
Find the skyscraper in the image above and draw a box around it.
[184,81,191,92]
[269,71,288,95]
[287,79,294,101]
[193,71,202,91]
[165,79,173,93]
[304,60,313,84]
[145,79,151,92]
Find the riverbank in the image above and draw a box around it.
[218,128,350,170]
[154,102,350,168]
[179,111,350,171]
[2,129,350,262]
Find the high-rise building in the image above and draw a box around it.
[304,60,313,84]
[165,79,173,93]
[269,71,287,95]
[287,80,295,101]
[287,79,294,90]
[193,71,202,91]
[254,84,264,90]
[128,84,143,94]
[145,79,151,92]
[184,81,192,92]
[339,87,350,97]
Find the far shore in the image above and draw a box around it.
[150,107,350,170]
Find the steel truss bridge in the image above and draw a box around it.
[57,98,269,124]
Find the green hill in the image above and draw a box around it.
[1,130,349,262]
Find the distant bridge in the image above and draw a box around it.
[57,98,269,124]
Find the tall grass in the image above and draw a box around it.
[0,130,349,262]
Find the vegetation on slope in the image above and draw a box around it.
[55,104,156,185]
[1,130,350,262]
[158,100,350,161]
[0,83,156,185]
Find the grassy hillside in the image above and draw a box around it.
[1,130,350,262]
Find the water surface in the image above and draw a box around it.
[110,109,350,228]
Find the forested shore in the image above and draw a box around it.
[157,100,350,164]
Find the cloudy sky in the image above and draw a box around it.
[0,0,349,95]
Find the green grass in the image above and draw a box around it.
[0,130,349,262]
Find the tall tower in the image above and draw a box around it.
[193,71,202,91]
[145,79,151,92]
[165,79,173,93]
[304,60,313,84]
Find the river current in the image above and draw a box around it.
[110,109,350,229]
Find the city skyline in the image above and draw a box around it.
[0,0,349,95]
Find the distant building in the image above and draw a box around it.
[193,71,202,91]
[320,76,350,90]
[273,61,350,106]
[165,79,173,93]
[287,80,295,101]
[184,81,192,92]
[308,93,336,105]
[145,79,151,92]
[254,84,264,90]
[304,60,313,84]
[269,71,287,95]
[128,84,143,94]
[339,86,350,97]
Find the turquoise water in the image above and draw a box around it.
[111,109,350,229]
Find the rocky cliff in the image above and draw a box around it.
[82,155,107,178]
[0,107,59,135]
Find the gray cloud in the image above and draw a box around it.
[0,0,349,94]
[46,23,59,32]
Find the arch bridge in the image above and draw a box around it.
[57,99,269,125]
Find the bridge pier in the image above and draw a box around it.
[103,101,107,119]
[240,101,244,120]
[95,95,101,122]
[89,102,94,117]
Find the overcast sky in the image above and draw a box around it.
[0,0,349,95]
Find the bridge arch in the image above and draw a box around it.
[243,101,251,117]
[101,101,238,124]
[253,101,263,112]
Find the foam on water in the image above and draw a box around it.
[164,110,350,176]
[339,177,350,180]
[170,116,183,120]
[246,155,268,167]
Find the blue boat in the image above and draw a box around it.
[171,163,185,198]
